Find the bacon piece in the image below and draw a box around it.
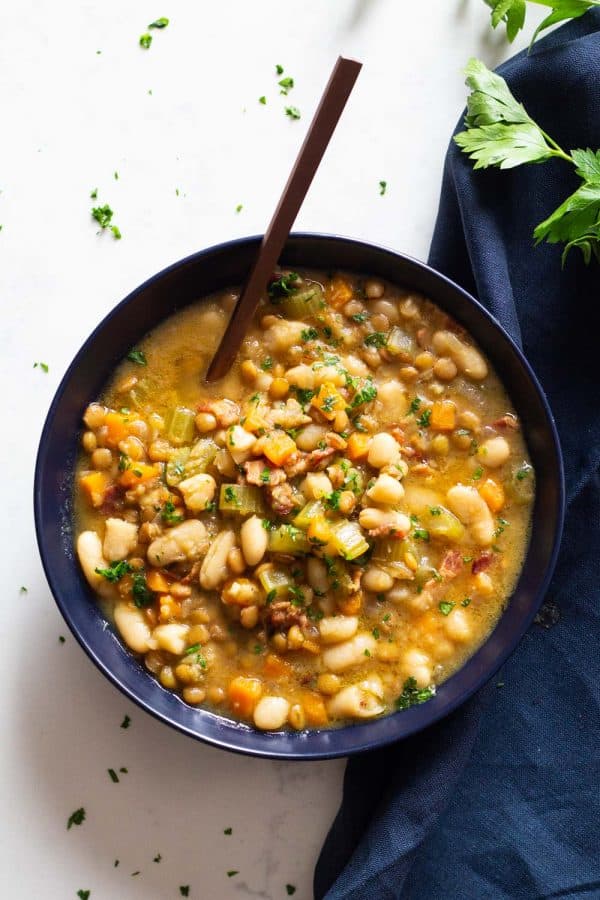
[99,485,124,516]
[367,524,408,539]
[283,452,309,478]
[197,398,240,427]
[243,459,286,486]
[492,413,520,431]
[263,601,308,632]
[439,549,464,580]
[472,551,494,575]
[306,447,336,471]
[266,482,296,517]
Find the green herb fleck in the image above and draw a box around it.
[439,601,455,616]
[179,888,190,897]
[90,188,98,199]
[417,409,431,428]
[409,397,422,413]
[162,498,184,525]
[472,466,484,480]
[224,827,232,835]
[429,506,442,516]
[77,891,90,900]
[132,571,154,608]
[153,854,162,863]
[139,33,152,49]
[286,887,297,897]
[372,627,380,640]
[325,489,342,511]
[395,676,435,710]
[364,331,387,349]
[235,204,243,213]
[413,527,430,542]
[301,327,319,342]
[120,715,131,729]
[279,76,294,95]
[265,589,277,605]
[351,312,368,324]
[149,17,169,28]
[95,560,132,583]
[227,871,239,878]
[268,272,299,299]
[59,635,66,643]
[379,180,387,196]
[259,96,267,105]
[20,585,28,594]
[108,768,119,783]
[461,597,472,607]
[67,808,86,829]
[275,64,284,74]
[33,361,49,372]
[285,106,301,120]
[364,648,371,657]
[224,486,240,507]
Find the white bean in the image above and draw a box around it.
[343,355,370,377]
[301,472,333,500]
[322,633,376,673]
[364,278,385,299]
[253,696,290,730]
[214,448,238,478]
[306,557,329,595]
[401,648,432,688]
[286,364,316,390]
[103,518,138,562]
[432,330,488,381]
[226,425,256,464]
[319,615,359,644]
[240,515,268,567]
[358,508,410,536]
[477,436,510,468]
[152,623,190,655]
[375,381,407,413]
[199,529,237,590]
[147,519,208,567]
[367,473,405,506]
[443,608,473,642]
[446,484,495,546]
[296,423,327,451]
[265,321,306,352]
[77,531,114,599]
[327,684,384,719]
[362,566,395,593]
[178,473,216,512]
[367,433,400,468]
[114,601,152,653]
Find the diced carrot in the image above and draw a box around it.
[263,653,294,678]
[338,592,363,615]
[430,400,456,432]
[104,411,131,447]
[311,382,346,421]
[262,431,297,466]
[347,432,371,461]
[119,463,159,488]
[146,570,171,593]
[307,516,333,547]
[79,471,111,507]
[159,594,181,623]
[479,478,505,513]
[326,277,354,310]
[302,691,329,726]
[228,676,263,718]
[243,402,271,434]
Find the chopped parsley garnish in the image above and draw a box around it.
[224,827,232,835]
[321,395,336,413]
[120,715,131,729]
[382,613,391,622]
[268,271,299,299]
[108,768,119,783]
[33,361,49,372]
[59,635,66,643]
[516,464,532,481]
[179,888,190,897]
[472,466,484,480]
[285,105,301,120]
[351,312,368,324]
[262,519,275,530]
[162,498,184,525]
[364,648,371,657]
[417,409,431,428]
[132,571,154,608]
[364,331,388,349]
[235,204,243,213]
[204,500,216,512]
[429,506,442,516]
[253,644,264,654]
[494,517,510,537]
[379,180,387,196]
[276,64,284,75]
[439,601,455,616]
[149,17,169,28]
[288,585,306,606]
[185,644,201,656]
[139,33,152,49]
[265,589,277,605]
[118,453,131,472]
[395,676,435,710]
[286,887,297,897]
[292,386,315,408]
[153,854,162,863]
[261,356,273,370]
[227,871,239,878]
[349,380,377,409]
[409,397,422,414]
[127,348,147,366]
[260,468,271,483]
[461,597,472,607]
[301,327,319,342]
[325,489,342,511]
[259,96,267,105]
[224,486,240,507]
[67,808,86,829]
[372,627,380,640]
[20,585,28,594]
[90,188,98,199]
[278,76,294,95]
[77,892,90,900]
[412,527,430,542]
[95,560,132,582]
[91,204,121,239]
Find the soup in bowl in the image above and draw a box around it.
[35,236,563,757]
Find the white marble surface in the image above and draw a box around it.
[1,1,544,897]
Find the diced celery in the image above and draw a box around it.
[257,565,294,597]
[219,484,265,516]
[165,406,196,445]
[184,438,218,477]
[268,524,311,555]
[422,506,465,542]
[293,500,325,530]
[330,520,370,561]
[373,538,416,579]
[279,284,325,319]
[166,448,191,486]
[128,378,151,410]
[386,326,415,360]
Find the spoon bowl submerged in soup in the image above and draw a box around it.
[74,269,534,732]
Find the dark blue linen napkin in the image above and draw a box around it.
[315,13,600,899]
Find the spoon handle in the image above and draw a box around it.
[206,55,362,382]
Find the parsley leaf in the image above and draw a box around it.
[162,498,184,525]
[259,95,267,105]
[379,180,387,196]
[439,601,455,616]
[286,887,297,896]
[227,870,239,878]
[268,272,299,299]
[224,827,232,835]
[67,808,86,829]
[77,892,91,900]
[285,106,301,120]
[534,151,600,264]
[127,348,147,365]
[179,888,190,897]
[33,361,49,372]
[139,33,152,49]
[120,715,131,729]
[91,204,121,239]
[132,571,154,608]
[278,76,294,95]
[483,0,598,46]
[364,331,387,349]
[149,17,169,28]
[301,327,319,342]
[95,560,132,582]
[417,409,431,428]
[395,677,435,710]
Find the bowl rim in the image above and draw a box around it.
[34,232,565,759]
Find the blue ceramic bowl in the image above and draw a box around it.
[34,235,564,759]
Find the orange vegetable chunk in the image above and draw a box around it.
[430,400,456,432]
[262,431,297,466]
[119,463,159,488]
[228,676,263,718]
[347,432,371,461]
[479,478,505,512]
[326,277,354,309]
[79,471,111,507]
[302,691,329,726]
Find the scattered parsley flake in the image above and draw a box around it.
[153,854,162,863]
[462,597,472,607]
[77,891,90,900]
[259,96,267,105]
[235,204,243,213]
[33,362,49,372]
[364,331,387,349]
[439,601,455,616]
[417,409,431,428]
[59,635,66,643]
[279,76,294,95]
[265,588,277,605]
[139,33,152,49]
[108,768,119,783]
[268,271,299,299]
[379,180,387,196]
[120,715,131,729]
[275,64,284,75]
[179,888,190,897]
[472,466,484,480]
[67,808,86,829]
[224,827,232,835]
[162,497,184,525]
[227,871,239,878]
[351,312,368,324]
[127,348,147,366]
[149,17,169,28]
[395,677,435,710]
[285,105,301,120]
[301,327,319,342]
[286,887,297,897]
[90,188,98,199]
[20,585,28,594]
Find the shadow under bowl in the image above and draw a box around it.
[34,234,564,759]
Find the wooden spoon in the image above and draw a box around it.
[206,55,362,382]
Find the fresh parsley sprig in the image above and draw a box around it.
[483,0,600,46]
[455,59,600,265]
